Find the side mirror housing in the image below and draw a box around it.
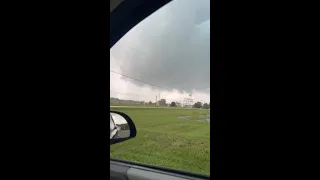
[110,111,136,145]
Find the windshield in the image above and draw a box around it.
[110,0,210,175]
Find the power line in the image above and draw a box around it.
[110,70,173,92]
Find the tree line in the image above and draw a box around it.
[150,98,210,109]
[192,102,210,109]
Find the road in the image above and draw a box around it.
[116,130,130,138]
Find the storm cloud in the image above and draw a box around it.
[110,0,210,103]
[111,0,210,93]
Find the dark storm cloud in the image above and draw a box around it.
[111,0,210,93]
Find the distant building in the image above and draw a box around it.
[183,97,193,107]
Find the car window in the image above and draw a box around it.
[110,0,210,175]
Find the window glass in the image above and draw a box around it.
[110,0,210,175]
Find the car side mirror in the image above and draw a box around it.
[110,111,137,145]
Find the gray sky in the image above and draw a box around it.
[110,0,210,103]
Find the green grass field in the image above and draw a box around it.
[110,107,210,175]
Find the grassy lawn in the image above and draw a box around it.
[110,107,210,175]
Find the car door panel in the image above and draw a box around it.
[110,163,131,180]
[111,159,209,180]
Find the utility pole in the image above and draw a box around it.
[155,95,157,107]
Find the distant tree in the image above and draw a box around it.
[170,102,176,107]
[193,102,203,108]
[159,99,166,106]
[148,101,152,105]
[203,103,209,109]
